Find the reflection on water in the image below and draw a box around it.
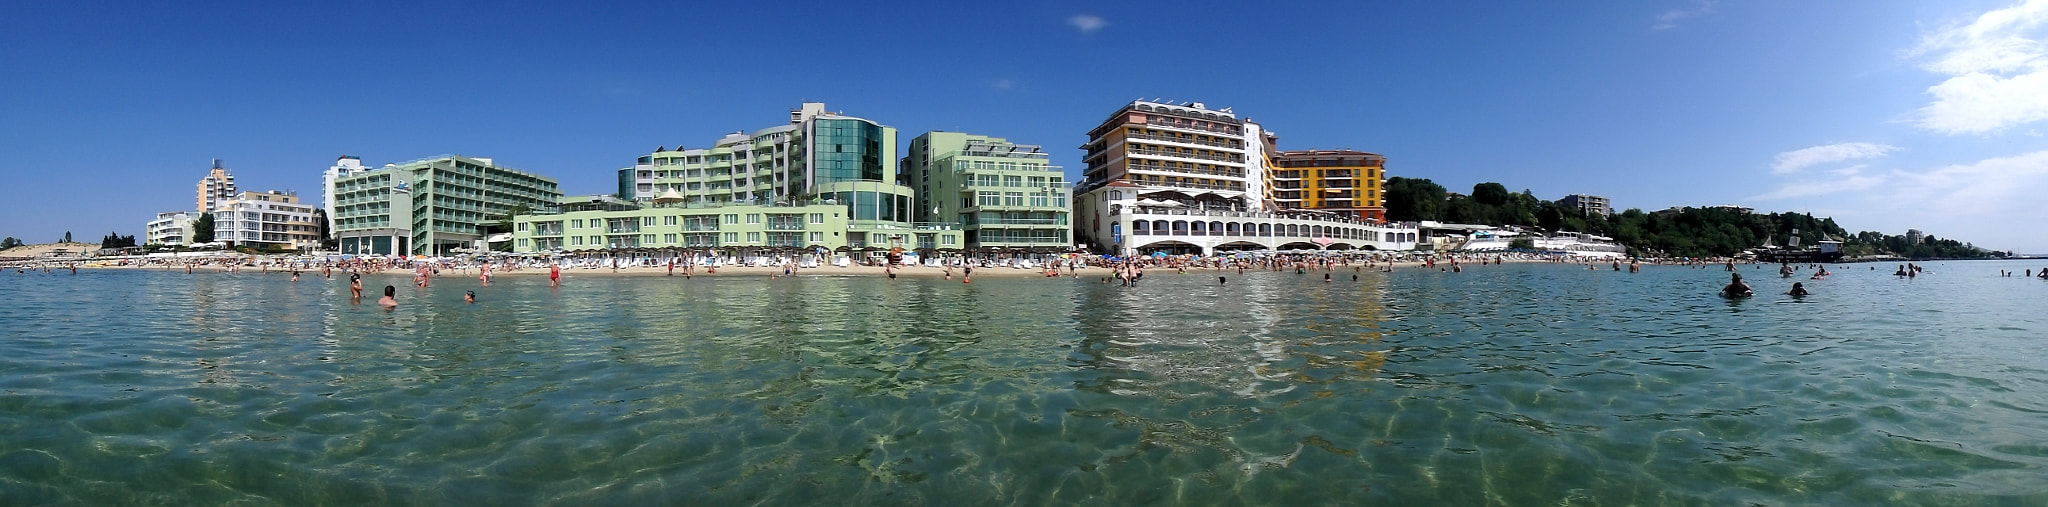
[2,262,2047,504]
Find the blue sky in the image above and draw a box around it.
[4,1,2045,252]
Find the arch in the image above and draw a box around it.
[1325,243,1357,251]
[1135,240,1201,256]
[1213,241,1265,252]
[1359,244,1379,251]
[1171,220,1189,235]
[1258,223,1272,236]
[1132,219,1149,235]
[1153,221,1169,235]
[1225,222,1239,236]
[1277,241,1321,251]
[1208,221,1223,236]
[1110,190,1123,200]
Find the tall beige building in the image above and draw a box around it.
[196,159,237,212]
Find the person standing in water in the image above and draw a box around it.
[550,263,561,287]
[378,285,398,308]
[1786,282,1810,297]
[1722,273,1753,297]
[350,274,363,301]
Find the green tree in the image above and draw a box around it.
[193,213,215,243]
[1383,177,1447,223]
[62,231,71,243]
[0,237,22,249]
[100,231,137,249]
[312,208,335,250]
[1472,182,1511,206]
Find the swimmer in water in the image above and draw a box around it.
[464,290,476,304]
[1786,282,1809,297]
[1722,273,1753,297]
[378,285,397,308]
[350,274,363,301]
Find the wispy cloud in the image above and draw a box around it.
[1652,0,1715,30]
[1771,142,1898,174]
[1882,150,2048,217]
[1904,0,2048,134]
[1070,14,1107,33]
[1749,165,1890,200]
[990,78,1014,91]
[1751,151,2048,244]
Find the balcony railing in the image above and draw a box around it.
[1128,148,1240,163]
[1125,132,1241,150]
[1127,163,1244,179]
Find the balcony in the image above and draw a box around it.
[1125,132,1241,150]
[1126,163,1244,179]
[1127,148,1240,163]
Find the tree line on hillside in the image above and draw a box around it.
[1383,177,2003,260]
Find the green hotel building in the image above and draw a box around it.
[903,132,1071,250]
[510,201,898,254]
[522,102,962,255]
[328,155,562,256]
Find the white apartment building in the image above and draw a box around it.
[214,190,320,250]
[145,211,196,246]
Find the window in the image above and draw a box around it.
[1030,194,1048,207]
[1004,175,1023,187]
[643,234,655,243]
[664,234,677,244]
[723,214,739,225]
[724,232,738,243]
[978,191,1001,206]
[571,219,583,229]
[572,236,583,246]
[642,217,656,227]
[517,223,528,232]
[591,236,602,245]
[1054,195,1067,208]
[810,232,823,243]
[976,174,1000,187]
[942,235,956,246]
[746,214,761,224]
[809,213,823,224]
[518,239,529,248]
[1109,191,1123,200]
[664,216,678,226]
[1005,192,1024,207]
[746,232,761,243]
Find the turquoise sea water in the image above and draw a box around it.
[3,261,2046,505]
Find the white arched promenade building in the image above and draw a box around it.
[1072,100,1418,256]
[1079,181,1418,256]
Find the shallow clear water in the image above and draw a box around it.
[3,261,2046,505]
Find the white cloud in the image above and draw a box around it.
[1070,14,1107,33]
[1750,151,2048,252]
[1880,150,2048,218]
[1749,165,1890,200]
[1771,142,1898,174]
[1906,0,2048,134]
[1652,0,1715,30]
[990,79,1014,90]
